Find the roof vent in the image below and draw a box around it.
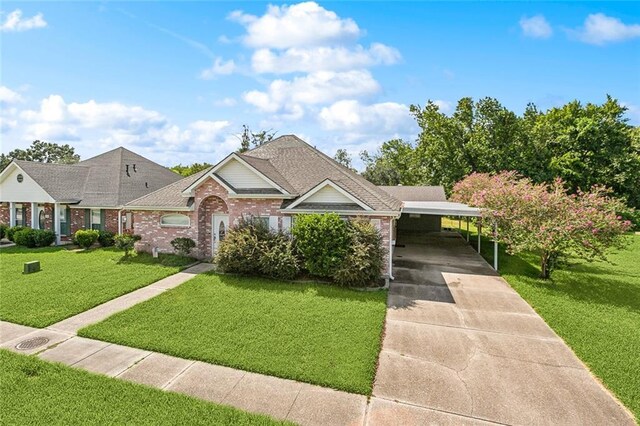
[125,165,130,177]
[133,164,137,173]
[145,182,149,188]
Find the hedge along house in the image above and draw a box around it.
[127,135,404,277]
[0,147,182,244]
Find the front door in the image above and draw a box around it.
[211,214,229,255]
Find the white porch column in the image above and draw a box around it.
[9,202,16,227]
[118,209,122,234]
[54,202,61,245]
[493,222,498,271]
[31,202,38,229]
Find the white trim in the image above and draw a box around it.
[0,162,56,203]
[401,201,481,217]
[285,179,372,211]
[227,194,295,199]
[160,213,191,228]
[181,153,291,196]
[281,209,400,217]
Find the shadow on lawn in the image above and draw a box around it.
[199,272,387,304]
[499,249,640,313]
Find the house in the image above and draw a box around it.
[1,135,479,278]
[0,147,182,244]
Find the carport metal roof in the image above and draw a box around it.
[401,201,481,217]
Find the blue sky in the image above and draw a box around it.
[1,1,639,167]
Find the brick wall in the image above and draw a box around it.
[0,203,8,226]
[43,204,54,230]
[104,209,119,233]
[197,195,228,258]
[70,208,85,235]
[133,210,197,256]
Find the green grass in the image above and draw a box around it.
[443,218,640,421]
[79,274,387,394]
[0,350,287,425]
[0,246,194,327]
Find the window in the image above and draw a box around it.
[15,204,23,226]
[91,209,101,230]
[256,216,269,228]
[160,214,190,227]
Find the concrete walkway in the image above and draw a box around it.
[1,321,368,426]
[373,232,635,425]
[48,262,215,334]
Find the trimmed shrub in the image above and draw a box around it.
[114,233,141,257]
[74,229,99,249]
[214,217,268,275]
[170,237,196,256]
[33,229,56,247]
[333,220,385,287]
[6,226,25,242]
[258,233,300,280]
[97,230,115,247]
[13,229,56,248]
[0,223,8,239]
[291,213,350,278]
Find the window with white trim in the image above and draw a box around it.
[160,213,190,227]
[15,203,24,226]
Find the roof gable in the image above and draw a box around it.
[0,162,56,202]
[286,179,372,211]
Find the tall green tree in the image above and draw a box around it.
[360,139,422,185]
[170,162,213,177]
[1,140,80,171]
[237,125,276,153]
[333,149,354,170]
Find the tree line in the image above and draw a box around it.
[359,96,640,209]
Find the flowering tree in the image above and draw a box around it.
[452,172,632,278]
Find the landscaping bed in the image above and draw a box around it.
[0,350,286,425]
[0,246,194,327]
[79,273,388,395]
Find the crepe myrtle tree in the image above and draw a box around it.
[452,171,633,279]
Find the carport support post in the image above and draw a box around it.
[466,217,470,242]
[493,222,498,271]
[477,220,482,253]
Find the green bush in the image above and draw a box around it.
[291,213,350,278]
[6,226,25,242]
[258,233,301,280]
[97,230,115,247]
[0,223,8,239]
[170,237,196,256]
[13,229,56,248]
[333,220,385,287]
[74,229,99,249]
[214,217,269,275]
[114,233,141,257]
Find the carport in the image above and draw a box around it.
[398,201,499,271]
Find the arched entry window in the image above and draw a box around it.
[218,220,226,242]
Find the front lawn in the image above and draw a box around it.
[0,350,286,425]
[0,246,194,327]
[443,218,639,421]
[79,274,387,394]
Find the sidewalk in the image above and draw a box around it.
[48,262,215,334]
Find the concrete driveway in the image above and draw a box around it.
[370,232,635,425]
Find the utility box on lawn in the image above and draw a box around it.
[24,261,40,274]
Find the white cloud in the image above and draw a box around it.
[520,15,553,39]
[318,100,415,134]
[0,9,47,32]
[229,2,360,49]
[243,70,380,117]
[200,57,236,79]
[622,102,640,125]
[0,86,24,104]
[16,94,235,159]
[572,13,640,45]
[251,43,400,73]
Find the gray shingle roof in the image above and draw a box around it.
[378,185,447,202]
[125,135,404,213]
[11,147,182,207]
[244,135,402,211]
[126,167,212,208]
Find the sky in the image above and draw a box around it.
[1,1,639,168]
